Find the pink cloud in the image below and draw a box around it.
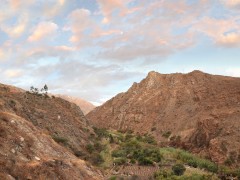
[28,21,58,42]
[192,17,240,47]
[97,0,135,23]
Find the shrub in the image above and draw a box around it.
[86,144,95,153]
[91,153,104,165]
[154,169,172,179]
[172,164,186,176]
[74,150,84,157]
[130,159,136,164]
[187,160,198,168]
[113,157,127,165]
[52,136,68,146]
[94,142,104,152]
[162,131,171,138]
[138,157,153,165]
[93,127,109,139]
[142,135,157,145]
[109,176,117,180]
[112,150,126,158]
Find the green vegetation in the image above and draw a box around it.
[172,164,186,176]
[111,135,161,166]
[175,148,218,173]
[52,135,69,146]
[81,127,238,179]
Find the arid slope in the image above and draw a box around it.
[0,83,102,179]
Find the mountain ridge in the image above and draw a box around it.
[87,70,240,165]
[56,94,95,115]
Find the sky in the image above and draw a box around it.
[0,0,240,105]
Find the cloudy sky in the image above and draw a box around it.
[0,0,240,105]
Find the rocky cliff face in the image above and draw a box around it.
[87,70,240,164]
[0,83,103,179]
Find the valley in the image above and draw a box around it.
[0,71,240,179]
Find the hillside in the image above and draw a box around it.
[0,83,103,179]
[87,70,240,165]
[56,94,95,115]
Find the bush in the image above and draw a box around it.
[94,142,104,152]
[187,160,198,168]
[52,136,68,146]
[142,135,157,145]
[154,169,172,179]
[162,131,171,138]
[112,150,126,158]
[86,144,95,153]
[93,127,109,139]
[113,157,127,165]
[138,157,153,165]
[91,153,104,165]
[172,164,186,176]
[74,150,84,157]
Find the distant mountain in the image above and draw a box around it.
[0,83,102,179]
[87,70,240,165]
[56,94,95,115]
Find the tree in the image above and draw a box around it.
[172,164,186,176]
[30,86,39,95]
[41,84,48,94]
[30,84,48,96]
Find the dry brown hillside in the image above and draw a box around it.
[56,94,95,115]
[0,83,103,179]
[87,70,240,165]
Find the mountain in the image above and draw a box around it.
[0,83,103,179]
[87,70,240,165]
[56,94,95,115]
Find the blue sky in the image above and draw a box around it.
[0,0,240,105]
